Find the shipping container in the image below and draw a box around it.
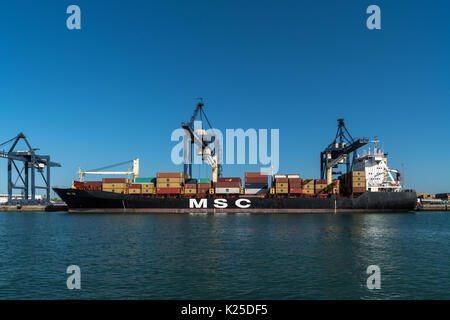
[197,178,211,184]
[275,178,288,183]
[217,177,241,183]
[351,171,365,177]
[302,179,314,186]
[102,178,128,183]
[287,174,300,179]
[276,188,289,194]
[289,188,302,194]
[244,188,269,194]
[352,187,366,193]
[197,183,211,188]
[215,187,240,194]
[315,179,327,184]
[196,188,210,194]
[158,182,183,188]
[156,188,181,194]
[156,172,184,178]
[184,183,197,188]
[129,184,141,189]
[244,183,268,189]
[302,189,315,194]
[142,188,154,194]
[185,179,197,184]
[275,183,288,188]
[245,177,268,184]
[244,172,268,177]
[102,183,127,189]
[129,189,141,194]
[274,174,287,179]
[134,177,156,184]
[215,181,241,188]
[84,181,102,187]
[156,177,184,184]
[184,188,197,194]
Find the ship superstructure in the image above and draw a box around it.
[353,137,402,192]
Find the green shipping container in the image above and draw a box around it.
[197,178,210,184]
[134,177,156,183]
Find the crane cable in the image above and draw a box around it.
[87,159,134,172]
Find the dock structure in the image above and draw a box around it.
[0,133,61,205]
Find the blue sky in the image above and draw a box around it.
[0,0,449,194]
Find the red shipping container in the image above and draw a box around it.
[185,183,196,188]
[156,172,184,178]
[156,188,181,194]
[197,183,210,188]
[289,188,302,194]
[129,184,141,189]
[197,188,209,194]
[73,181,85,189]
[352,187,366,193]
[315,179,327,184]
[275,178,288,183]
[245,177,268,184]
[217,177,241,183]
[215,182,241,188]
[102,178,128,183]
[84,181,102,187]
[245,172,268,178]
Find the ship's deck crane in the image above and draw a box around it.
[0,133,61,204]
[78,159,139,181]
[320,119,368,184]
[181,99,223,183]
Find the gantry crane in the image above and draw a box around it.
[181,99,222,183]
[320,119,368,184]
[0,133,61,204]
[77,159,139,181]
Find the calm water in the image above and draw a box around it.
[0,211,449,299]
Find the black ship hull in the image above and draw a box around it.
[53,188,417,213]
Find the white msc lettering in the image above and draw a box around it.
[214,199,228,208]
[235,199,251,209]
[189,198,207,209]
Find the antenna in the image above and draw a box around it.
[401,163,405,189]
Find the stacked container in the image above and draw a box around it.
[301,179,315,194]
[350,171,366,193]
[274,175,288,194]
[184,179,197,194]
[102,178,128,194]
[141,183,155,194]
[314,179,327,193]
[288,175,302,194]
[128,183,141,194]
[197,179,211,194]
[244,172,268,194]
[215,177,241,194]
[156,172,184,194]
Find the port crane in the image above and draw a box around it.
[0,133,61,204]
[320,119,368,185]
[181,99,223,183]
[78,159,139,181]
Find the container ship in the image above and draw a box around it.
[54,105,416,213]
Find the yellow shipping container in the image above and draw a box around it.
[157,182,183,188]
[352,182,366,188]
[156,177,184,184]
[352,176,366,182]
[276,188,289,194]
[302,189,315,194]
[275,183,288,188]
[301,179,314,186]
[102,183,127,189]
[142,188,154,194]
[184,188,197,194]
[129,189,141,194]
[351,171,365,177]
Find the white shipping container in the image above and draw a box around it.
[287,174,300,179]
[244,188,269,194]
[215,187,241,194]
[274,174,287,178]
